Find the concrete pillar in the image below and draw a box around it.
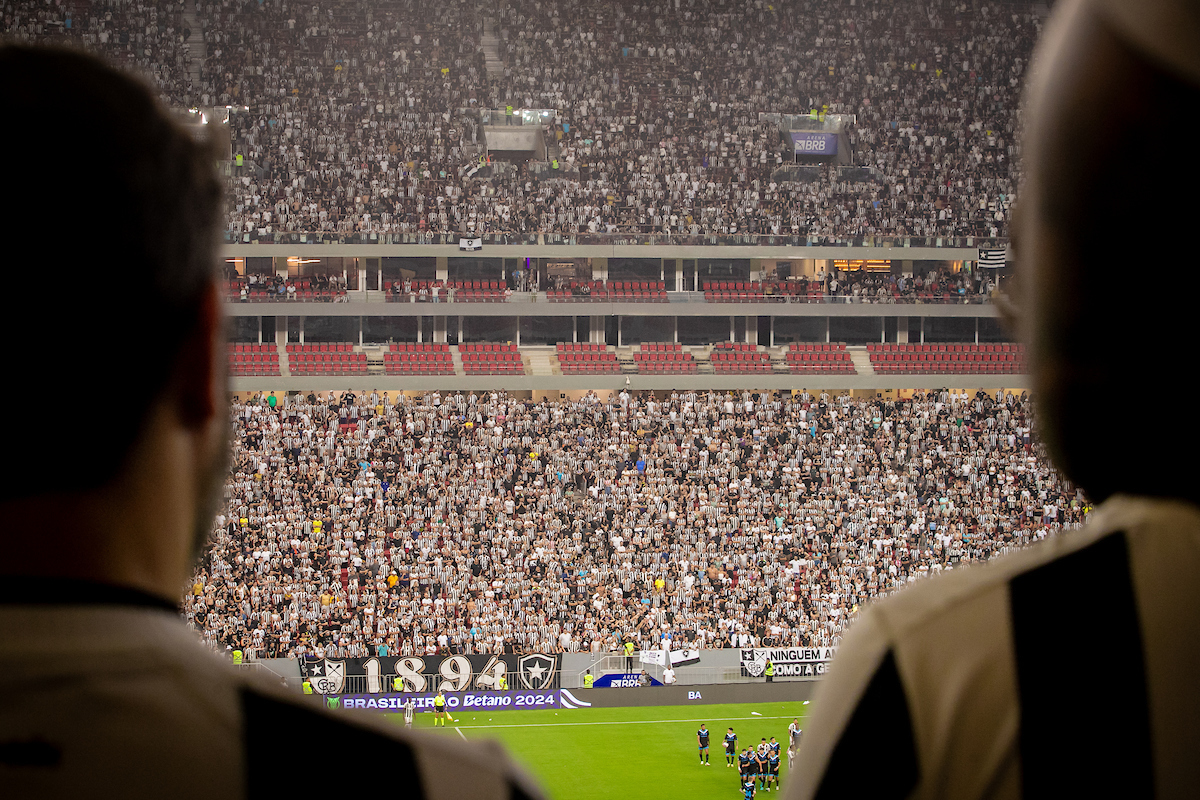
[359,317,364,345]
[591,316,604,345]
[673,317,679,343]
[436,256,449,284]
[299,316,305,344]
[592,257,608,284]
[617,316,623,347]
[747,316,757,344]
[825,317,830,344]
[434,317,447,343]
[975,317,979,345]
[897,316,909,344]
[920,318,925,344]
[729,316,735,343]
[275,315,287,346]
[417,317,423,343]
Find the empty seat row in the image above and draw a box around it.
[866,343,1023,353]
[710,349,772,375]
[383,352,455,375]
[390,343,451,353]
[227,343,280,376]
[868,343,1026,375]
[286,343,356,353]
[559,344,622,375]
[460,343,519,353]
[785,343,855,374]
[556,342,608,352]
[632,345,698,374]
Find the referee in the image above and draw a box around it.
[788,1,1200,797]
[0,46,543,800]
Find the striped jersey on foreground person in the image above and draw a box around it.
[786,0,1200,796]
[0,593,542,799]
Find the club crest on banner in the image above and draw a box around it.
[741,649,768,677]
[308,659,346,694]
[518,654,556,690]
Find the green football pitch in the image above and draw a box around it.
[386,701,812,799]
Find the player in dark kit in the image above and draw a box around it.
[724,728,738,767]
[756,741,770,791]
[696,723,710,765]
[739,748,753,784]
[741,775,757,799]
[766,750,781,792]
[748,747,762,788]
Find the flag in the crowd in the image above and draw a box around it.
[978,248,1008,268]
[459,237,483,251]
[639,649,666,666]
[670,649,701,667]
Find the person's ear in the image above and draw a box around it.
[176,281,223,430]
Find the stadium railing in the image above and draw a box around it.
[226,289,994,306]
[224,230,1009,250]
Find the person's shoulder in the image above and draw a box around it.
[870,494,1200,645]
[239,679,543,798]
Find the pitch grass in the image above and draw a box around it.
[387,701,812,800]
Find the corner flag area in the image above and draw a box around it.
[388,701,812,799]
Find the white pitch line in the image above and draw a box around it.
[456,727,468,741]
[457,714,799,731]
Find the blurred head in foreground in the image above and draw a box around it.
[0,45,226,602]
[1015,0,1200,504]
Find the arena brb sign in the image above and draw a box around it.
[790,132,837,156]
[740,647,837,678]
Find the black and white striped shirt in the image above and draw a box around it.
[787,495,1200,799]
[0,583,542,800]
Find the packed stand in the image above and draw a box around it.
[187,388,1087,661]
[3,0,196,107]
[6,0,1035,241]
[12,0,1036,241]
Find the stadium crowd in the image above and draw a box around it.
[1,0,196,106]
[6,0,1036,240]
[186,388,1086,660]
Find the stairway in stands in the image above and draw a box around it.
[847,346,876,376]
[364,346,386,377]
[183,0,204,90]
[277,340,290,376]
[526,347,555,376]
[481,18,505,78]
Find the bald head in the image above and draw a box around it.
[1017,0,1200,503]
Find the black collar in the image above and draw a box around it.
[0,576,179,614]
